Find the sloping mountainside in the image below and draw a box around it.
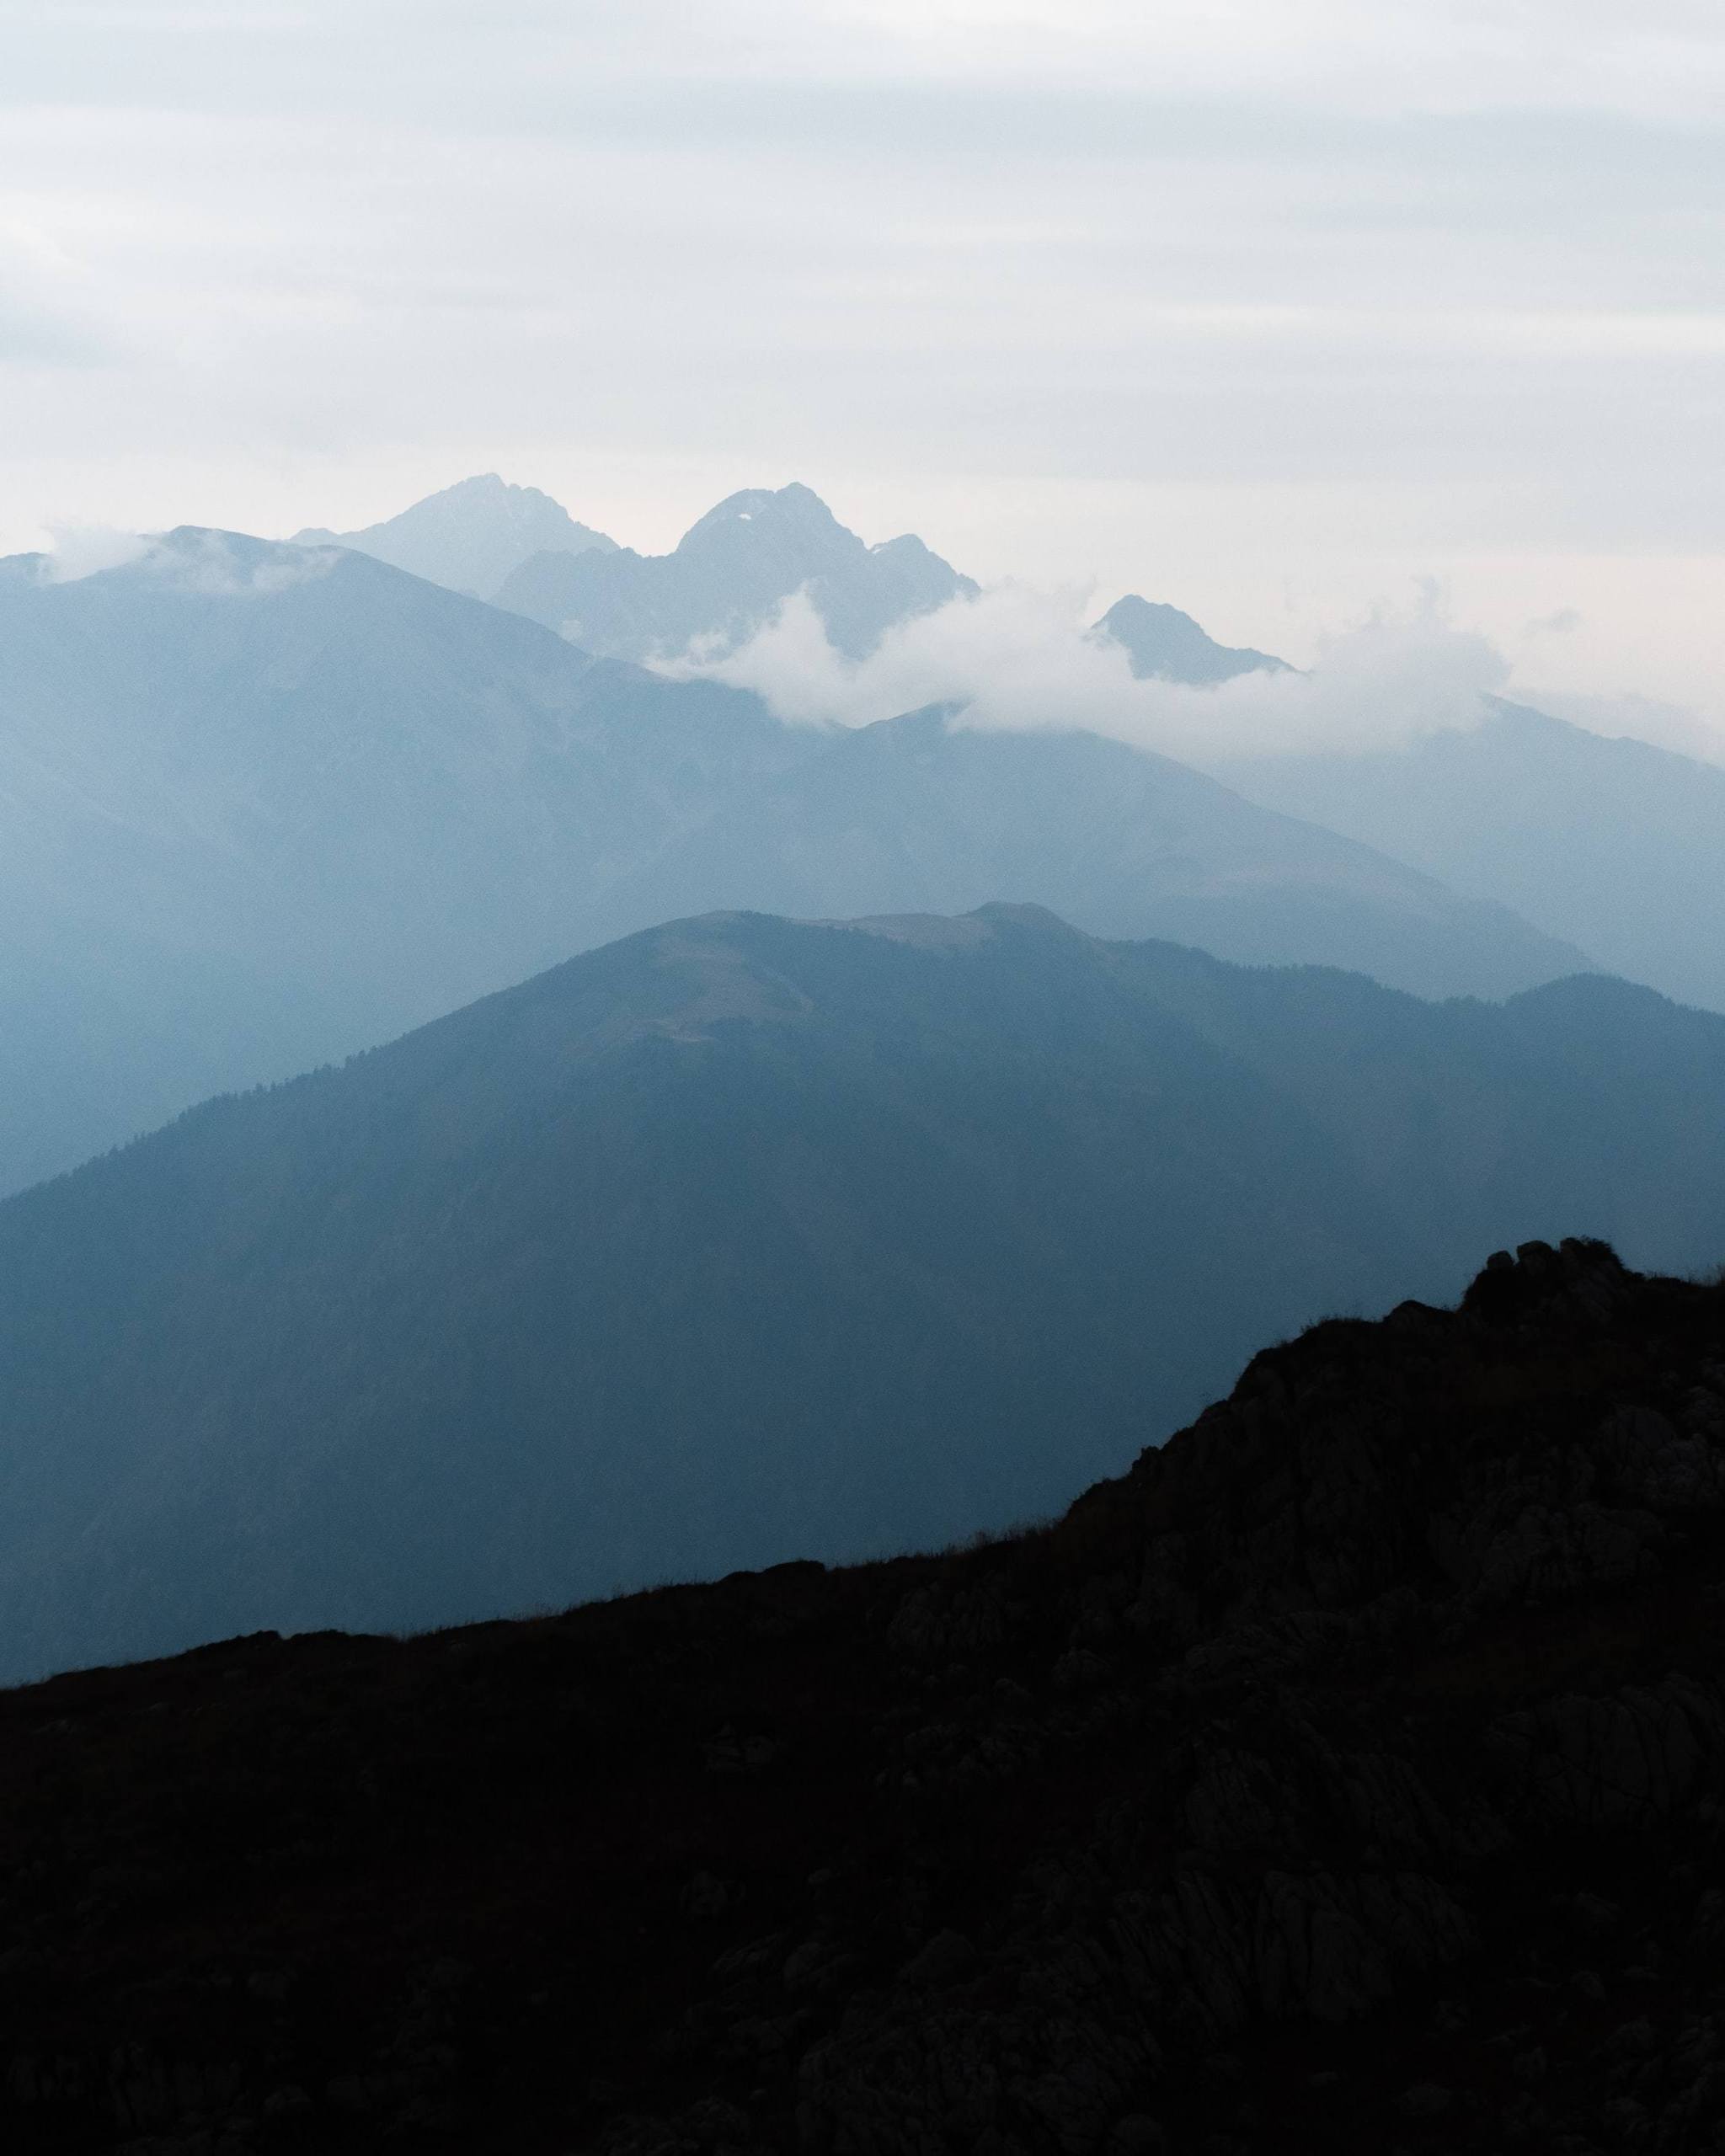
[291,473,617,598]
[1093,594,1290,683]
[2,1241,1724,2156]
[0,539,1589,1192]
[585,707,1590,997]
[0,529,813,1192]
[1204,696,1725,1016]
[490,482,978,659]
[0,905,1722,1684]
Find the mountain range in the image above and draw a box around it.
[489,479,978,660]
[312,476,1725,1017]
[291,472,616,599]
[1203,696,1725,1015]
[0,526,804,1191]
[579,702,1582,995]
[0,901,1722,1682]
[0,513,1587,1194]
[4,462,1725,2149]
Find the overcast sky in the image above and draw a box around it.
[3,0,1722,720]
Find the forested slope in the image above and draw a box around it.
[0,905,1719,1678]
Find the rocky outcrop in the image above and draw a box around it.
[0,1237,1721,2153]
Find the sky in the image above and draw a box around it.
[3,0,1723,728]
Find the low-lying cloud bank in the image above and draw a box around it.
[39,526,151,584]
[36,526,341,598]
[665,584,1514,760]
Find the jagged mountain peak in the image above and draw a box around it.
[494,483,975,662]
[674,481,860,563]
[434,471,518,497]
[289,474,617,600]
[1095,592,1290,686]
[868,529,950,563]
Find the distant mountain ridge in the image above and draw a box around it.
[0,526,1593,1193]
[0,900,1717,1681]
[1093,593,1290,683]
[0,526,805,1191]
[291,472,617,599]
[492,480,979,660]
[1202,694,1725,1015]
[583,702,1592,1000]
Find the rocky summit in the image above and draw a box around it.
[3,1237,1725,2154]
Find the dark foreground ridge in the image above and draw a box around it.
[4,1238,1725,2154]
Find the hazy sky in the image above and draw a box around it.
[3,1,1722,721]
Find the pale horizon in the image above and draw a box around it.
[3,0,1723,729]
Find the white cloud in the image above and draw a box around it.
[669,582,1509,758]
[39,524,149,580]
[135,530,342,596]
[29,525,343,592]
[0,0,1722,728]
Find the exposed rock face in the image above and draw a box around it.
[1,1238,1723,2153]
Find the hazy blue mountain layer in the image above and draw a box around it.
[584,704,1591,998]
[0,528,809,1191]
[1204,696,1725,1015]
[0,901,1719,1681]
[491,481,979,659]
[0,532,1590,1194]
[292,472,617,598]
[1093,594,1290,683]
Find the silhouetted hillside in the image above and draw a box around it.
[0,1239,1722,2154]
[0,905,1722,1681]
